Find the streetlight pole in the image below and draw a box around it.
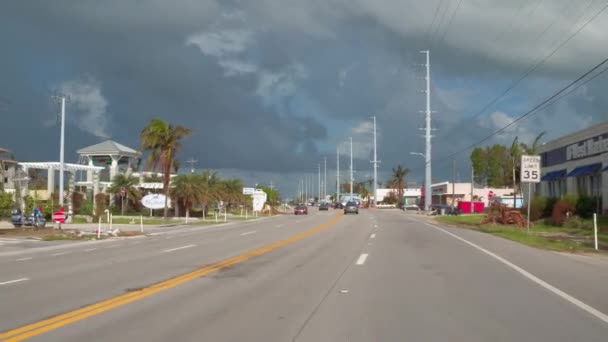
[336,146,340,203]
[371,116,379,207]
[323,157,327,201]
[318,164,321,202]
[420,50,433,212]
[350,137,354,200]
[59,96,66,209]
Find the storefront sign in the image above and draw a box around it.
[566,134,608,161]
[542,132,608,167]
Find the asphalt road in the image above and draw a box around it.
[1,209,608,341]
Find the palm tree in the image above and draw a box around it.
[390,165,410,206]
[199,170,221,215]
[169,174,203,220]
[140,119,192,218]
[108,174,142,215]
[360,187,371,207]
[520,131,546,154]
[220,179,245,210]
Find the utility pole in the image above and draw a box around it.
[420,50,433,212]
[186,158,198,174]
[371,116,379,207]
[451,159,456,209]
[323,157,327,201]
[336,146,340,203]
[318,164,321,202]
[471,165,475,214]
[58,96,66,209]
[350,137,354,200]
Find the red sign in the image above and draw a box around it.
[488,191,495,198]
[53,208,66,224]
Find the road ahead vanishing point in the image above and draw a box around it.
[2,210,608,341]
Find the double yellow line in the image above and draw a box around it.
[0,213,343,341]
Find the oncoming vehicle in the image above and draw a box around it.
[343,201,359,215]
[318,202,329,211]
[294,204,308,215]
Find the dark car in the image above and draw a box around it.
[319,202,329,211]
[333,202,344,209]
[344,201,359,215]
[294,204,308,215]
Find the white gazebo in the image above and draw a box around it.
[77,140,141,188]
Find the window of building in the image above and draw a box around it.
[3,177,7,183]
[548,178,567,198]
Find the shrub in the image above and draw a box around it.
[544,197,558,219]
[72,192,85,214]
[0,192,14,218]
[563,194,578,208]
[552,199,576,226]
[563,216,593,230]
[575,196,596,219]
[94,193,110,220]
[529,196,547,221]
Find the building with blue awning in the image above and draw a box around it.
[538,122,608,214]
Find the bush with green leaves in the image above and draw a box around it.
[563,194,578,208]
[544,197,558,219]
[529,196,547,221]
[575,196,596,219]
[563,216,593,230]
[0,192,14,218]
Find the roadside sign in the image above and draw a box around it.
[242,187,255,195]
[52,211,65,224]
[521,155,541,183]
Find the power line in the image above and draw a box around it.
[425,0,445,43]
[451,1,608,125]
[416,54,608,173]
[435,0,464,45]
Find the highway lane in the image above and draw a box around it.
[3,209,608,341]
[0,209,335,333]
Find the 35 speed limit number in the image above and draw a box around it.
[521,155,541,183]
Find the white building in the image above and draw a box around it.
[430,182,515,208]
[538,122,608,214]
[374,188,421,205]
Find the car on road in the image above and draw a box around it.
[402,204,421,211]
[318,202,329,211]
[343,201,359,215]
[294,204,308,215]
[333,202,344,209]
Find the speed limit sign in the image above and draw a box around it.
[521,155,541,183]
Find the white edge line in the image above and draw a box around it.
[0,278,29,286]
[424,222,608,325]
[51,252,69,256]
[240,231,256,236]
[370,233,376,239]
[356,253,369,265]
[16,257,33,261]
[84,248,97,252]
[163,244,196,253]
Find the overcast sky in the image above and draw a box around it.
[2,0,608,198]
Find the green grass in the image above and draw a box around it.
[435,215,598,253]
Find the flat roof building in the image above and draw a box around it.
[538,121,608,214]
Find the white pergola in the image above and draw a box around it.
[18,162,105,214]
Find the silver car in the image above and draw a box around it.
[343,201,359,215]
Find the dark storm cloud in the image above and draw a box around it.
[2,0,607,196]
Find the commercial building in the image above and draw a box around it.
[374,188,421,205]
[538,121,608,214]
[0,148,17,190]
[430,182,515,208]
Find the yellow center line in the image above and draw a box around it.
[0,213,343,342]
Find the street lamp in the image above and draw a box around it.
[410,152,425,158]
